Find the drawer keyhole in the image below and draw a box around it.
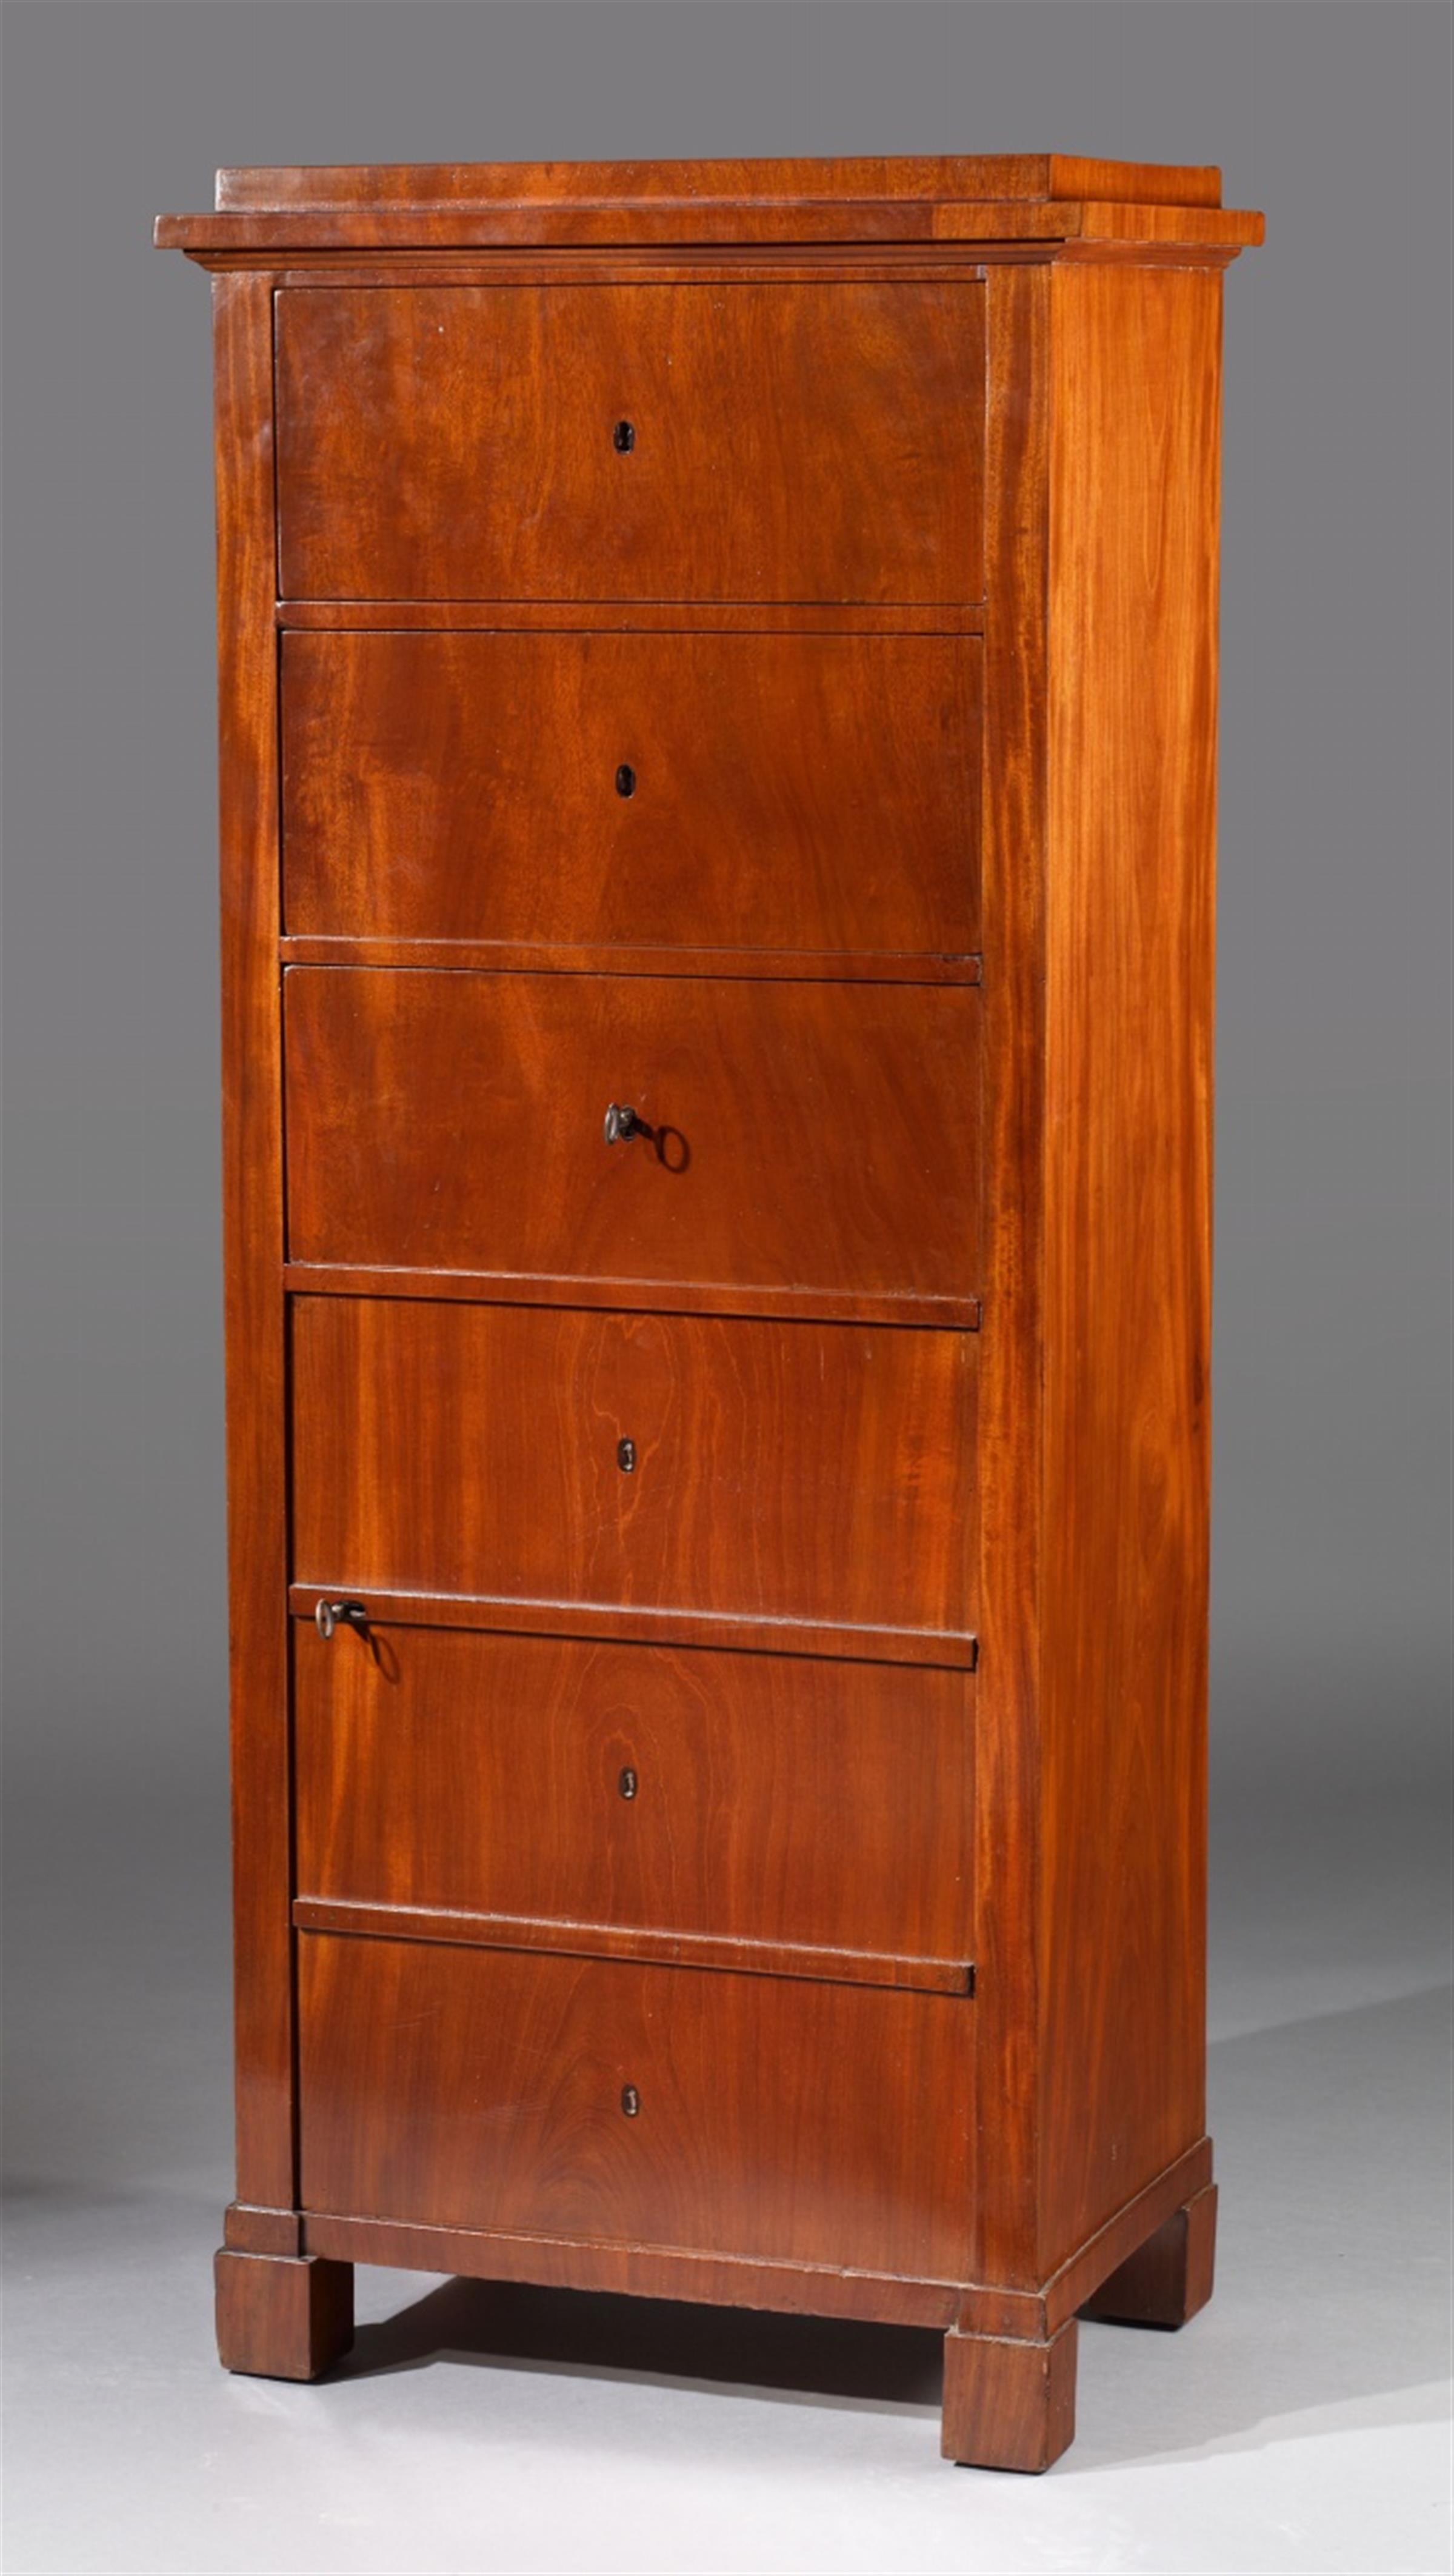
[612,419,636,453]
[618,1766,638,1801]
[615,764,636,798]
[621,2084,641,2117]
[617,1436,636,1473]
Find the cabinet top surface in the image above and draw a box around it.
[154,153,1263,254]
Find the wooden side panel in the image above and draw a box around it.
[210,276,292,2213]
[1038,263,1222,2272]
[281,630,982,957]
[275,282,985,603]
[290,1298,976,1649]
[293,1624,974,1971]
[298,1933,976,2279]
[283,968,979,1315]
[973,263,1052,2291]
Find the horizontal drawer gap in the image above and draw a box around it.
[287,1584,979,1672]
[283,1266,981,1332]
[278,938,982,987]
[293,1899,973,1996]
[278,599,988,634]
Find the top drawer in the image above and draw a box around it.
[275,282,985,604]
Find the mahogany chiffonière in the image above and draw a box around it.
[155,155,1262,2472]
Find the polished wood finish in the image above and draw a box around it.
[279,597,987,635]
[1036,262,1221,2277]
[952,2138,1213,2338]
[213,154,1230,209]
[1082,2183,1218,2329]
[281,630,981,956]
[162,154,1258,2473]
[279,1264,975,1332]
[290,1298,976,1647]
[215,2249,353,2381]
[279,941,981,988]
[287,1582,975,1673]
[284,968,979,1315]
[208,277,295,2218]
[970,259,1052,2304]
[941,2321,1078,2474]
[301,2209,965,2325]
[294,2137,1214,2344]
[222,2202,301,2257]
[275,283,985,603]
[156,155,1262,255]
[292,1623,973,1982]
[298,1933,975,2279]
[292,1900,972,1997]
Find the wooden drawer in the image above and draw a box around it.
[280,630,981,959]
[284,969,979,1326]
[293,1626,973,1990]
[290,1298,975,1659]
[275,283,985,603]
[298,1932,975,2278]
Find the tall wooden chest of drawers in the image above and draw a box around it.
[157,155,1262,2472]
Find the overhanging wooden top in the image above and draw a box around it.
[154,155,1264,255]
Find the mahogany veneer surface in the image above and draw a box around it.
[298,1933,976,2279]
[290,1296,976,1646]
[281,629,982,956]
[283,967,980,1311]
[292,1623,975,1979]
[275,282,986,602]
[159,151,1259,2472]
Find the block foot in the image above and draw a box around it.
[215,2247,355,2380]
[1082,2180,1218,2328]
[941,2318,1078,2472]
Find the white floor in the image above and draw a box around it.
[5,1762,1450,2574]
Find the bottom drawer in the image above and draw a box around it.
[298,1933,975,2281]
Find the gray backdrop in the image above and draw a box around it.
[4,7,1450,2572]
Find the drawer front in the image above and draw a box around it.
[281,630,981,957]
[275,283,985,603]
[293,1626,973,1977]
[298,1932,975,2278]
[291,1299,975,1647]
[284,969,979,1319]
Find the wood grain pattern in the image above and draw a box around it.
[283,968,979,1316]
[953,2137,1213,2338]
[1081,2182,1218,2327]
[214,155,1228,211]
[215,2249,353,2381]
[290,1298,976,1646]
[294,2136,1213,2347]
[275,283,985,602]
[292,1623,973,1975]
[208,276,294,2217]
[222,2203,302,2257]
[298,1932,976,2278]
[287,1584,976,1672]
[281,630,981,955]
[941,2320,1078,2472]
[1036,261,1221,2277]
[972,261,1052,2295]
[159,156,1258,2467]
[301,2210,965,2325]
[291,1901,972,1996]
[279,598,987,634]
[278,940,981,989]
[282,1266,978,1335]
[158,159,1261,258]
